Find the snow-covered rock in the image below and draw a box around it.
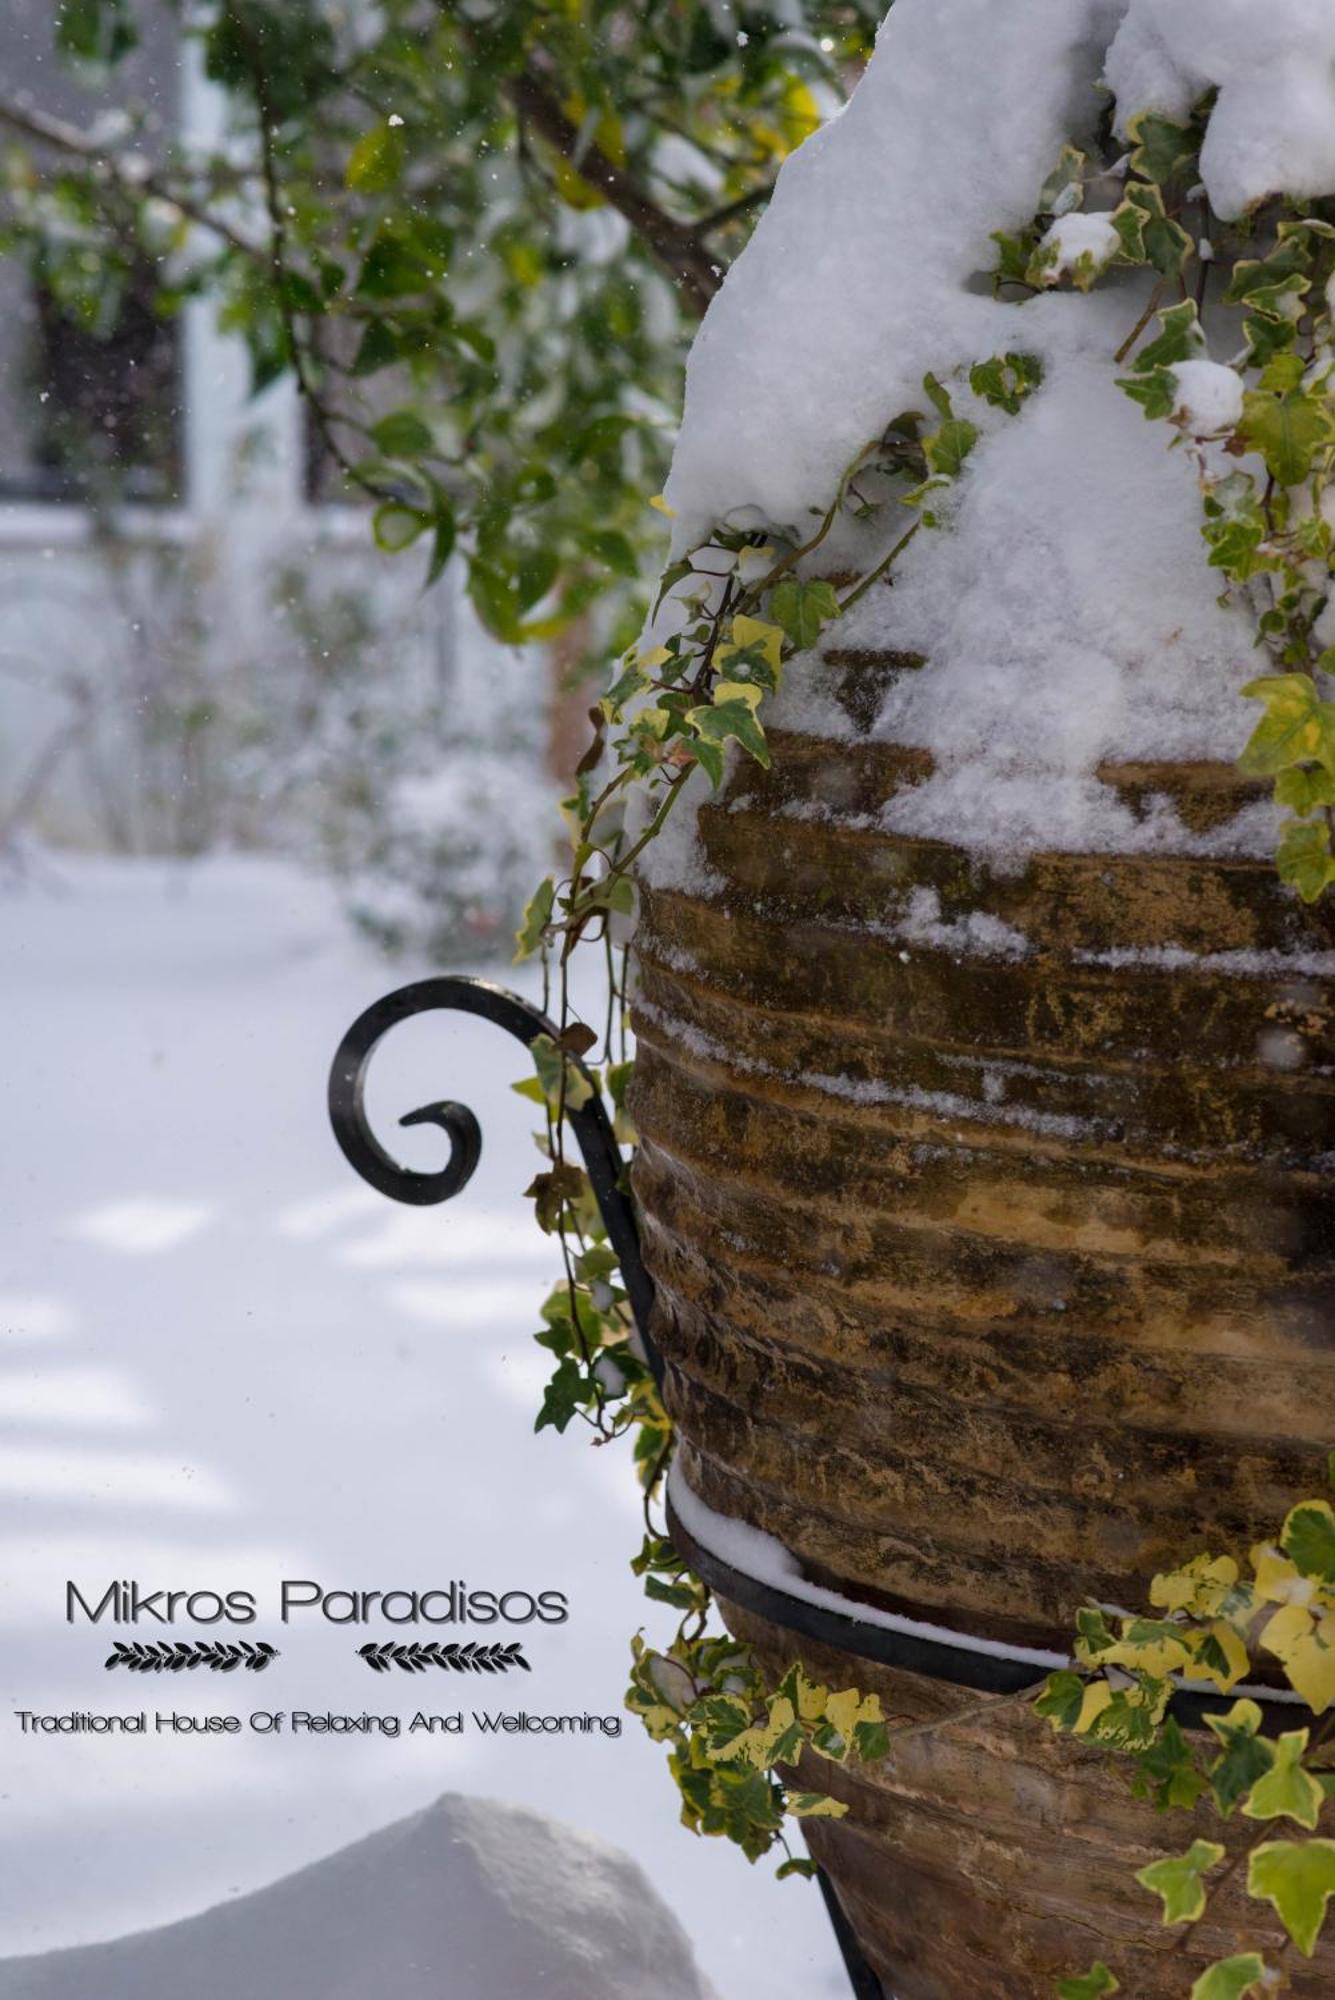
[0,1793,719,2000]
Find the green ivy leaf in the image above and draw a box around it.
[786,1791,849,1819]
[1205,1702,1275,1817]
[969,351,1043,414]
[514,877,555,961]
[1247,1839,1335,1956]
[1135,301,1205,372]
[1239,355,1335,489]
[1114,183,1192,277]
[769,578,841,650]
[1276,818,1335,904]
[1056,1966,1119,2000]
[1133,1717,1210,1813]
[1242,1731,1325,1831]
[687,697,771,769]
[1136,1839,1226,1925]
[1035,1670,1087,1732]
[1283,1499,1335,1582]
[1238,674,1327,776]
[1118,367,1180,421]
[534,1356,589,1435]
[924,417,978,479]
[1189,1956,1270,2000]
[1125,109,1198,189]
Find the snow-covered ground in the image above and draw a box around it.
[0,852,844,2000]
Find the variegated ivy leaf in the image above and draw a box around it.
[1150,1554,1241,1619]
[1205,1700,1275,1817]
[1188,1955,1271,2000]
[1056,1965,1119,2000]
[786,1791,849,1819]
[1260,1602,1335,1714]
[1184,1620,1251,1693]
[1247,1838,1335,1956]
[1136,1839,1226,1925]
[1283,1500,1335,1584]
[1242,1730,1325,1831]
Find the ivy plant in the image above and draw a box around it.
[1013,101,1335,903]
[1043,1483,1335,1997]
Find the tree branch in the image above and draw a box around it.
[221,6,375,500]
[504,68,720,318]
[698,182,774,238]
[0,90,266,269]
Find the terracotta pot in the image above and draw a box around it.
[628,664,1335,1995]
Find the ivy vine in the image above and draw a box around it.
[1047,1482,1335,1998]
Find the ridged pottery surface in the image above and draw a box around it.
[628,669,1335,1994]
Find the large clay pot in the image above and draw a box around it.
[628,628,1335,1996]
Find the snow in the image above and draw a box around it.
[670,1461,1310,1707]
[0,855,846,2000]
[663,0,1127,551]
[861,339,1269,863]
[653,0,1308,869]
[0,1793,718,2000]
[1170,359,1246,437]
[669,1459,1071,1676]
[894,886,1031,961]
[1034,211,1122,286]
[1106,1,1335,219]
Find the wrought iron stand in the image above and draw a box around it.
[328,972,886,2000]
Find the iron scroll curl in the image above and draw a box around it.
[325,974,660,1389]
[326,971,882,1996]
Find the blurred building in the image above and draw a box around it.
[0,1,552,960]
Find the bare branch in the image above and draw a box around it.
[0,90,266,269]
[504,68,720,318]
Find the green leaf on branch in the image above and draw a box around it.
[1136,1839,1225,1925]
[1035,1670,1087,1732]
[55,0,138,62]
[346,122,406,194]
[371,410,433,457]
[1247,1839,1335,1956]
[769,578,840,650]
[372,502,429,553]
